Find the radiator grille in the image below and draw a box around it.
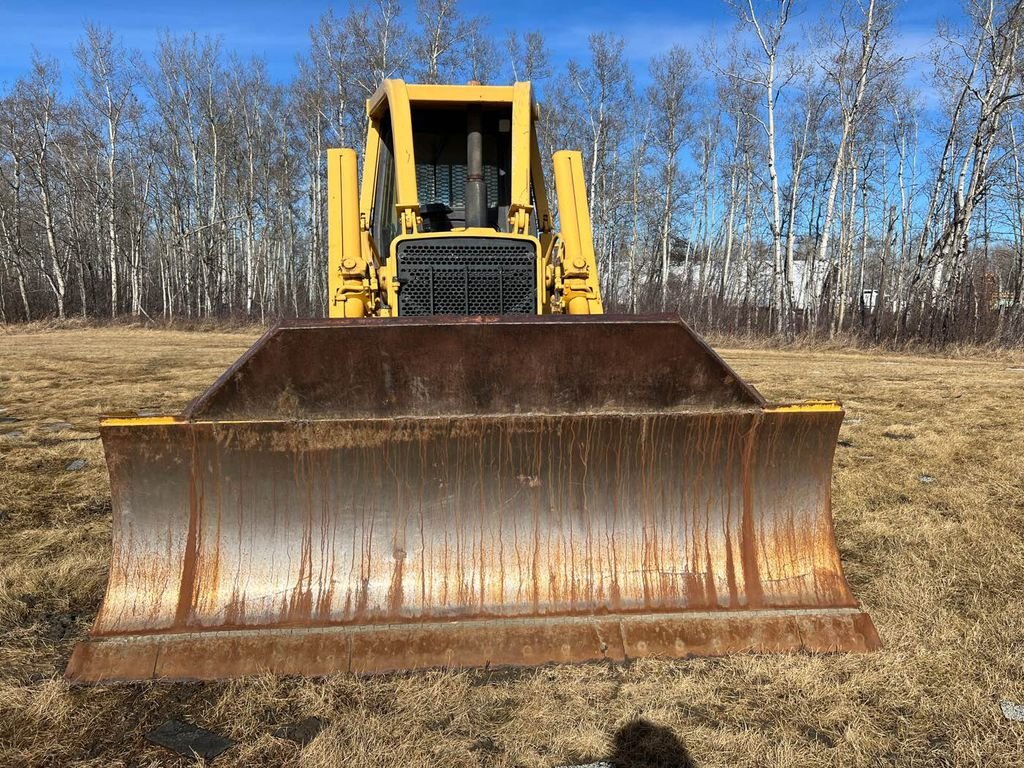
[396,237,537,316]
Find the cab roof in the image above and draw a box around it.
[367,80,534,119]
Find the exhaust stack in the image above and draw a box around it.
[465,107,487,228]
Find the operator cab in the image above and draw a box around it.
[372,101,515,256]
[412,107,513,232]
[363,81,541,317]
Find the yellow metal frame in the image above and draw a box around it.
[327,79,604,318]
[764,401,843,413]
[552,151,603,315]
[327,148,376,318]
[508,81,533,235]
[100,416,180,427]
[368,83,518,117]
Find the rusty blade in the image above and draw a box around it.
[68,314,878,683]
[67,408,877,682]
[68,609,880,682]
[183,314,765,421]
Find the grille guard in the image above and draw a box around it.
[396,236,538,316]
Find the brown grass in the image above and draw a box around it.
[1,328,1023,767]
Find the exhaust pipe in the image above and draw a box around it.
[466,107,487,228]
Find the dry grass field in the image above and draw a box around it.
[1,326,1023,767]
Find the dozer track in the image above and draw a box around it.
[66,315,878,682]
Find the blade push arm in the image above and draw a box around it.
[327,148,379,318]
[552,150,604,315]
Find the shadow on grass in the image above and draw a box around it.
[607,718,695,768]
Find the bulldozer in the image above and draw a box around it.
[66,80,878,683]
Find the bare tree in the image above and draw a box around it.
[565,34,632,288]
[348,0,407,99]
[0,9,1020,346]
[908,0,1024,337]
[783,70,826,323]
[464,18,497,84]
[18,56,72,318]
[0,94,33,320]
[75,24,139,317]
[728,0,796,334]
[813,0,895,333]
[309,10,357,146]
[507,31,550,83]
[414,0,471,83]
[648,46,694,309]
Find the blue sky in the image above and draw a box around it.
[0,0,962,91]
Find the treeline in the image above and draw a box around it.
[1,0,1024,344]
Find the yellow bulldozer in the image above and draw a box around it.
[66,80,878,682]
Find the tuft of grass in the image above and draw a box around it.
[1,328,1023,766]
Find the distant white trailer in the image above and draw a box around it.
[861,289,879,312]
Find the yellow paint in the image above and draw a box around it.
[381,80,419,233]
[530,119,553,234]
[392,229,536,242]
[368,83,517,117]
[327,149,365,318]
[100,416,179,427]
[359,116,382,230]
[531,119,556,314]
[508,82,533,235]
[552,150,604,315]
[100,416,301,427]
[328,148,374,318]
[327,148,344,315]
[764,401,843,413]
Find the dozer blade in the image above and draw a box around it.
[67,315,878,683]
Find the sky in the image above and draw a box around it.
[0,0,965,92]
